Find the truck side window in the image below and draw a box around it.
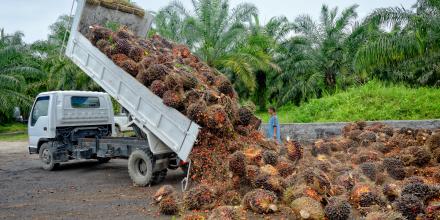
[71,96,100,108]
[31,96,50,126]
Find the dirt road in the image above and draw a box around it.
[0,141,185,220]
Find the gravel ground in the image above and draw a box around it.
[0,141,185,220]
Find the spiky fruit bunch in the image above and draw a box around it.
[184,185,215,210]
[200,71,216,85]
[116,27,134,39]
[303,169,332,195]
[364,211,405,220]
[184,90,202,104]
[426,133,440,151]
[103,45,118,57]
[115,38,132,55]
[286,140,302,162]
[406,146,432,167]
[208,206,239,220]
[181,72,199,90]
[290,197,325,220]
[159,196,179,215]
[311,139,332,156]
[242,189,278,214]
[394,194,424,220]
[243,147,262,166]
[350,184,382,207]
[324,197,352,220]
[139,56,156,70]
[150,80,167,97]
[153,185,176,203]
[254,174,284,196]
[245,165,260,185]
[172,44,191,58]
[186,100,207,125]
[228,151,247,177]
[382,183,400,202]
[216,76,235,98]
[204,89,220,105]
[359,131,377,146]
[238,107,252,126]
[205,105,233,135]
[111,54,129,66]
[128,46,144,62]
[96,39,110,51]
[275,158,295,178]
[262,150,278,166]
[163,90,183,109]
[88,26,112,44]
[260,165,279,176]
[383,158,406,180]
[147,64,169,84]
[360,162,377,181]
[218,96,238,123]
[120,59,138,77]
[401,182,434,201]
[221,190,241,206]
[164,72,183,91]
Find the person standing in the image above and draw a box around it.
[267,107,281,143]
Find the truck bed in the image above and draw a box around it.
[65,0,199,161]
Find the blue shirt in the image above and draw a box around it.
[267,115,281,142]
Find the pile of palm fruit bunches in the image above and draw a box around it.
[88,26,440,220]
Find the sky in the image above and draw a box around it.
[0,0,415,43]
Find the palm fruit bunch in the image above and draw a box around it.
[208,206,240,220]
[159,196,179,215]
[290,197,325,220]
[153,185,180,215]
[324,197,352,220]
[184,184,216,210]
[162,90,183,110]
[242,189,278,214]
[228,151,247,178]
[150,80,167,98]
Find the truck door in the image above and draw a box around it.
[28,96,51,152]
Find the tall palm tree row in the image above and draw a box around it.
[355,0,440,86]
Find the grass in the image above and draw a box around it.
[0,133,28,142]
[257,80,440,123]
[0,123,28,141]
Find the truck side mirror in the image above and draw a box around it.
[13,107,24,123]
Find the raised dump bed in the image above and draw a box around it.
[65,0,200,161]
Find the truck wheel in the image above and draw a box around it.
[39,143,59,171]
[97,157,111,163]
[128,149,154,186]
[152,169,168,185]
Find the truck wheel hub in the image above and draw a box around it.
[41,149,51,164]
[137,159,147,176]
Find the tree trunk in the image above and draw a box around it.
[255,70,267,111]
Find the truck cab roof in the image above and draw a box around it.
[38,91,108,97]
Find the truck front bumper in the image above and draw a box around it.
[28,146,38,154]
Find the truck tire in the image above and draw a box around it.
[128,149,154,186]
[152,169,167,184]
[39,143,59,171]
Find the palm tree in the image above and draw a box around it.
[155,0,276,92]
[272,4,360,105]
[0,31,45,123]
[355,0,440,86]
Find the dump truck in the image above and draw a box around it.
[27,0,200,187]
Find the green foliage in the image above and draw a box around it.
[355,0,440,86]
[270,4,362,106]
[257,80,440,123]
[155,0,280,93]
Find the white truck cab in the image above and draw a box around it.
[28,91,115,154]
